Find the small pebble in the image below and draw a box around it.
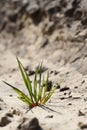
[81,80,85,84]
[45,115,53,118]
[6,113,13,117]
[78,110,85,116]
[60,86,70,92]
[74,86,78,89]
[78,122,87,129]
[68,103,72,105]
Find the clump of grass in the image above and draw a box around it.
[3,58,57,111]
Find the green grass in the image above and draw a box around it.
[3,58,56,110]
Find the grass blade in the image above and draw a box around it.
[18,96,31,105]
[44,72,49,94]
[39,104,62,114]
[33,68,38,102]
[17,58,34,103]
[43,87,56,104]
[37,76,45,102]
[3,81,33,106]
[38,85,44,102]
[38,63,42,88]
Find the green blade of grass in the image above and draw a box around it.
[43,87,56,104]
[38,63,42,88]
[18,96,31,105]
[3,81,33,106]
[37,76,45,102]
[37,85,44,102]
[44,72,49,93]
[33,68,38,102]
[17,58,34,103]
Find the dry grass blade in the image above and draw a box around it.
[38,104,62,115]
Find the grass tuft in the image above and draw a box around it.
[3,58,57,111]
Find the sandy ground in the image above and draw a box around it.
[0,0,87,130]
[0,43,87,130]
